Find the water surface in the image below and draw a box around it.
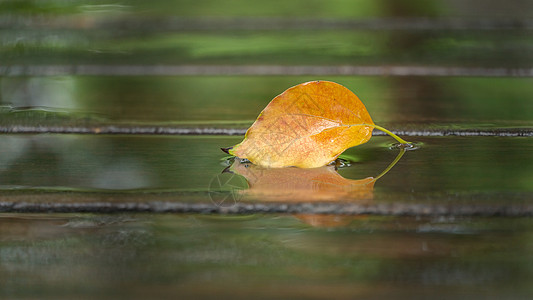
[1,213,533,299]
[1,0,532,299]
[0,135,531,207]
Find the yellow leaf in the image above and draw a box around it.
[232,161,373,227]
[228,148,406,227]
[226,81,376,168]
[230,161,375,202]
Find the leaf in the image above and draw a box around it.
[226,80,394,168]
[228,148,405,227]
[230,160,374,227]
[230,160,375,202]
[230,148,404,203]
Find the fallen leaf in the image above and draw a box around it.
[226,80,375,168]
[230,161,375,202]
[230,161,372,227]
[228,148,406,227]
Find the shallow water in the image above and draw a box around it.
[2,213,533,299]
[2,76,533,125]
[1,0,533,299]
[0,135,531,204]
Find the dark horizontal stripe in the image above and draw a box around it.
[373,130,533,137]
[1,125,531,137]
[2,201,533,217]
[2,65,533,77]
[0,125,247,135]
[2,16,533,31]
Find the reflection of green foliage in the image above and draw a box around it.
[108,32,386,63]
[3,214,533,298]
[0,106,108,126]
[339,136,533,196]
[0,135,245,191]
[0,0,83,14]
[440,78,533,121]
[1,0,532,296]
[73,76,390,122]
[130,0,381,17]
[379,0,444,17]
[3,30,532,66]
[1,0,531,66]
[0,0,380,17]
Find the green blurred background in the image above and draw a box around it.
[1,0,533,122]
[1,1,533,299]
[0,0,532,192]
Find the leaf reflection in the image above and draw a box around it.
[227,149,406,227]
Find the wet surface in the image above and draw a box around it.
[2,76,533,124]
[3,15,533,67]
[1,0,533,299]
[0,135,531,215]
[2,213,533,299]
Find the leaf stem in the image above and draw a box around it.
[374,148,406,181]
[368,124,411,145]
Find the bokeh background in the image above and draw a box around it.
[1,1,533,299]
[1,0,533,123]
[1,0,532,191]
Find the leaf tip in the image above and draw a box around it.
[220,147,233,155]
[221,165,233,174]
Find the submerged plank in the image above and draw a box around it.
[3,65,533,77]
[2,201,533,217]
[1,124,532,136]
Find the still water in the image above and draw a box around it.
[2,213,533,299]
[1,0,533,298]
[0,134,532,299]
[0,135,531,202]
[2,76,533,124]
